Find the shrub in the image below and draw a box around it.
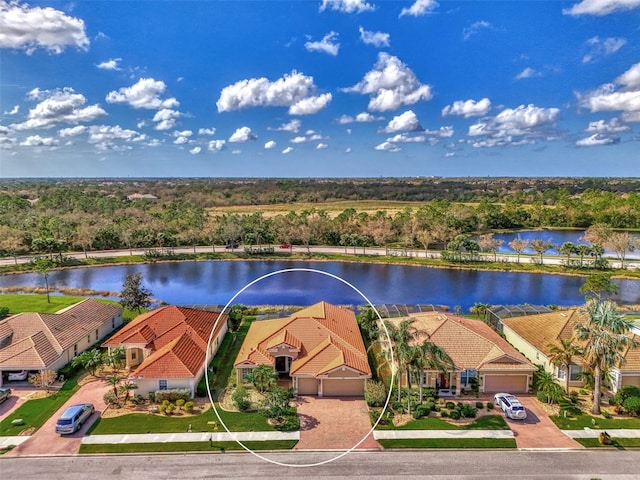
[475,401,484,409]
[276,414,300,432]
[456,402,463,409]
[602,411,612,419]
[579,389,588,395]
[449,410,461,420]
[165,403,176,415]
[158,404,167,414]
[232,385,251,412]
[154,388,191,403]
[413,403,433,419]
[426,396,435,404]
[364,380,387,407]
[184,401,195,413]
[487,401,494,410]
[423,388,437,399]
[175,399,186,410]
[440,410,449,418]
[130,394,145,405]
[622,396,640,416]
[148,392,156,403]
[536,391,548,403]
[613,386,640,406]
[103,390,120,407]
[461,403,477,418]
[445,401,455,409]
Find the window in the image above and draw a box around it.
[112,318,115,328]
[95,329,99,341]
[461,369,476,386]
[159,379,168,390]
[131,350,137,360]
[569,365,582,382]
[87,334,91,344]
[240,368,253,382]
[557,367,566,380]
[73,344,78,357]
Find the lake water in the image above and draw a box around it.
[2,260,639,312]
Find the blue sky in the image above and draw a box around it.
[1,0,639,178]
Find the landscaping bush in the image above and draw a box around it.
[154,388,191,403]
[276,414,300,432]
[440,410,449,418]
[423,388,437,399]
[602,411,612,419]
[536,391,548,403]
[475,401,484,409]
[364,380,387,407]
[487,401,494,410]
[391,400,405,414]
[461,403,478,418]
[449,410,461,420]
[148,392,155,403]
[103,390,121,407]
[165,403,176,415]
[184,401,195,413]
[412,403,433,419]
[426,396,435,404]
[175,399,186,410]
[445,401,455,409]
[130,394,145,405]
[622,396,640,416]
[232,385,251,412]
[613,386,640,406]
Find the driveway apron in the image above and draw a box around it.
[506,396,583,449]
[5,378,109,457]
[293,396,381,450]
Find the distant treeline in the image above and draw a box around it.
[0,178,638,261]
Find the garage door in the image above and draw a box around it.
[322,379,364,397]
[621,376,640,388]
[297,377,318,395]
[484,375,528,393]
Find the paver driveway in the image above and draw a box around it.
[502,395,583,449]
[293,396,381,450]
[5,378,109,457]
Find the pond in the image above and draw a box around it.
[2,260,639,312]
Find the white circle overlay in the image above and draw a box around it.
[205,267,395,467]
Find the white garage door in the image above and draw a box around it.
[297,377,317,395]
[484,375,528,393]
[323,379,364,397]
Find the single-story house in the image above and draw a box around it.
[387,312,537,395]
[501,309,640,392]
[234,301,371,397]
[103,306,228,397]
[0,299,123,386]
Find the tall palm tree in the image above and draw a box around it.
[379,319,417,403]
[548,338,583,393]
[409,341,454,406]
[574,300,638,414]
[536,370,563,404]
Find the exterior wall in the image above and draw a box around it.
[326,368,363,378]
[267,344,299,361]
[501,324,554,372]
[208,320,228,360]
[134,377,196,397]
[621,375,640,388]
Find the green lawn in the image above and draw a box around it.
[550,414,640,430]
[79,440,297,454]
[378,415,509,431]
[0,376,80,436]
[378,438,517,449]
[576,438,640,448]
[88,404,276,435]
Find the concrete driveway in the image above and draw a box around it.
[502,395,583,449]
[5,377,109,457]
[293,396,380,450]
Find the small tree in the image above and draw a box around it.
[28,370,58,392]
[106,374,124,398]
[508,235,529,264]
[246,365,278,393]
[232,385,251,411]
[71,349,105,376]
[228,304,245,336]
[259,386,294,422]
[119,273,152,313]
[579,274,619,301]
[33,257,54,303]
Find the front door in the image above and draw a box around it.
[438,373,448,389]
[275,356,290,373]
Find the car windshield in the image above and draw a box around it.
[512,406,524,411]
[57,419,73,425]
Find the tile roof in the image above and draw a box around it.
[387,313,536,373]
[235,301,371,378]
[105,306,228,379]
[0,299,121,370]
[502,309,640,372]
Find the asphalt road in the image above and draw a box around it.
[1,450,639,479]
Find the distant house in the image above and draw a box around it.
[103,306,228,397]
[0,299,123,386]
[386,312,537,395]
[126,193,158,201]
[501,309,640,392]
[234,301,371,397]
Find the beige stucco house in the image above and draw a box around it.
[501,309,640,392]
[234,301,371,397]
[103,306,228,397]
[0,299,123,386]
[387,312,537,395]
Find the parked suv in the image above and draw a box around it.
[0,387,11,404]
[55,403,95,435]
[494,393,527,420]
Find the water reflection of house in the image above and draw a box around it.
[103,306,228,397]
[234,301,371,397]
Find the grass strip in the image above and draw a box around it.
[550,414,640,430]
[79,440,297,454]
[0,376,80,436]
[378,415,508,431]
[378,438,516,449]
[576,438,640,448]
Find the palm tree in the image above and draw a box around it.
[106,374,124,398]
[409,341,454,406]
[574,299,638,414]
[71,349,105,376]
[536,370,563,404]
[548,338,583,393]
[118,381,138,403]
[379,319,417,403]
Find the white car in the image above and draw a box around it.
[7,370,28,381]
[494,392,527,420]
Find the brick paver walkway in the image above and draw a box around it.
[293,396,381,450]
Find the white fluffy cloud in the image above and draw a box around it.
[386,133,426,143]
[270,119,301,133]
[399,0,439,17]
[442,98,491,118]
[13,88,106,130]
[463,20,492,41]
[152,109,182,131]
[58,126,87,137]
[174,136,189,145]
[374,141,402,152]
[97,58,122,70]
[316,143,328,149]
[189,146,202,155]
[264,140,276,149]
[198,127,216,135]
[208,139,226,151]
[344,53,432,112]
[229,126,257,142]
[217,71,330,115]
[305,31,339,55]
[173,130,193,138]
[515,67,542,80]
[289,94,333,115]
[282,146,294,154]
[578,62,640,117]
[576,133,620,146]
[563,0,640,16]
[319,0,375,14]
[583,37,627,63]
[290,130,324,143]
[20,135,58,147]
[383,110,421,132]
[4,105,19,115]
[87,125,147,150]
[358,26,390,47]
[585,118,630,133]
[0,0,89,54]
[337,112,382,124]
[106,78,179,110]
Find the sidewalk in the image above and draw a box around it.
[81,431,299,444]
[561,428,640,439]
[373,430,514,440]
